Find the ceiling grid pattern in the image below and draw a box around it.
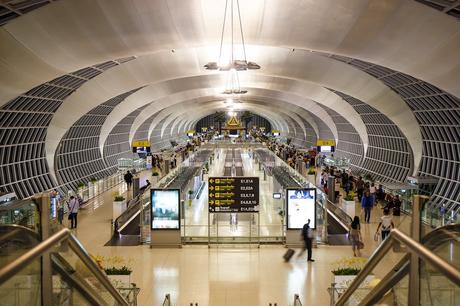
[331,90,413,183]
[320,106,364,170]
[322,53,460,212]
[103,106,147,167]
[55,88,141,192]
[0,58,133,198]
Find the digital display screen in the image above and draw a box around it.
[188,133,194,137]
[151,189,180,229]
[273,132,280,136]
[133,146,150,153]
[286,188,316,229]
[273,193,282,199]
[318,145,335,153]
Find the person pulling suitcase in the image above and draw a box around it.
[299,219,314,262]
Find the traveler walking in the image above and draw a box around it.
[67,196,80,229]
[299,219,314,262]
[361,191,373,223]
[356,176,364,201]
[124,170,133,189]
[349,216,363,257]
[376,208,394,241]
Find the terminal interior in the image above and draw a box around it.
[0,1,459,305]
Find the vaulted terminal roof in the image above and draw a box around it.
[0,0,459,213]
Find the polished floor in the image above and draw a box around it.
[68,147,401,306]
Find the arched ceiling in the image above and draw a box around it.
[1,0,458,183]
[0,0,458,105]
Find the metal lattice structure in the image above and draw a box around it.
[320,53,460,211]
[55,87,141,192]
[0,58,135,198]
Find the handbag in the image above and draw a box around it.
[357,241,364,250]
[68,212,73,220]
[374,232,379,242]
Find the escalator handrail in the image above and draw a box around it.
[0,228,130,306]
[335,228,460,306]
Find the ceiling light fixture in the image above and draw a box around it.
[205,0,260,71]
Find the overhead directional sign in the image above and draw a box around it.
[208,177,259,213]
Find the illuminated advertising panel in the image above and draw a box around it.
[286,188,316,229]
[151,189,180,229]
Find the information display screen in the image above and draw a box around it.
[273,193,282,199]
[286,188,316,229]
[208,177,259,213]
[151,189,180,229]
[317,145,335,153]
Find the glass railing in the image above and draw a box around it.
[0,228,135,306]
[257,148,352,242]
[73,172,124,204]
[333,225,460,306]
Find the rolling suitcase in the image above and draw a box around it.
[283,248,295,262]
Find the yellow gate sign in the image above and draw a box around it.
[132,139,150,147]
[316,139,336,146]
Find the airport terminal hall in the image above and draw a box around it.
[1,0,460,305]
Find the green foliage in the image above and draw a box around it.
[114,195,125,201]
[104,266,132,275]
[152,171,159,176]
[188,190,194,195]
[307,167,316,175]
[344,191,356,201]
[89,177,98,183]
[332,268,361,276]
[332,257,367,275]
[363,174,374,182]
[77,182,85,188]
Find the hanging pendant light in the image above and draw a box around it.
[205,0,260,71]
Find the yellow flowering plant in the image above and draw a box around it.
[332,257,367,275]
[91,255,133,275]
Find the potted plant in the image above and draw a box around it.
[307,167,316,184]
[342,191,356,206]
[188,190,194,206]
[92,255,133,286]
[332,257,373,289]
[151,170,160,185]
[76,182,86,199]
[113,194,126,219]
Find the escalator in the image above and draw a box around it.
[0,227,137,306]
[108,160,205,246]
[333,224,460,305]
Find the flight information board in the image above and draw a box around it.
[208,177,259,213]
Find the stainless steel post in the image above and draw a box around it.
[38,193,53,306]
[408,195,422,305]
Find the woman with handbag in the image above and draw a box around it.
[349,216,363,257]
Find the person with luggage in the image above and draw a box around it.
[67,196,80,229]
[376,208,394,241]
[301,219,314,262]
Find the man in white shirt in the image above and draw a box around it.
[68,196,80,229]
[375,208,394,240]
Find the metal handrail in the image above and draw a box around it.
[0,228,130,306]
[335,228,460,306]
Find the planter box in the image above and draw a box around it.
[107,274,131,287]
[342,199,355,205]
[333,274,375,289]
[113,200,127,219]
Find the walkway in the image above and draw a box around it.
[60,146,390,306]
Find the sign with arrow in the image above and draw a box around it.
[208,177,259,213]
